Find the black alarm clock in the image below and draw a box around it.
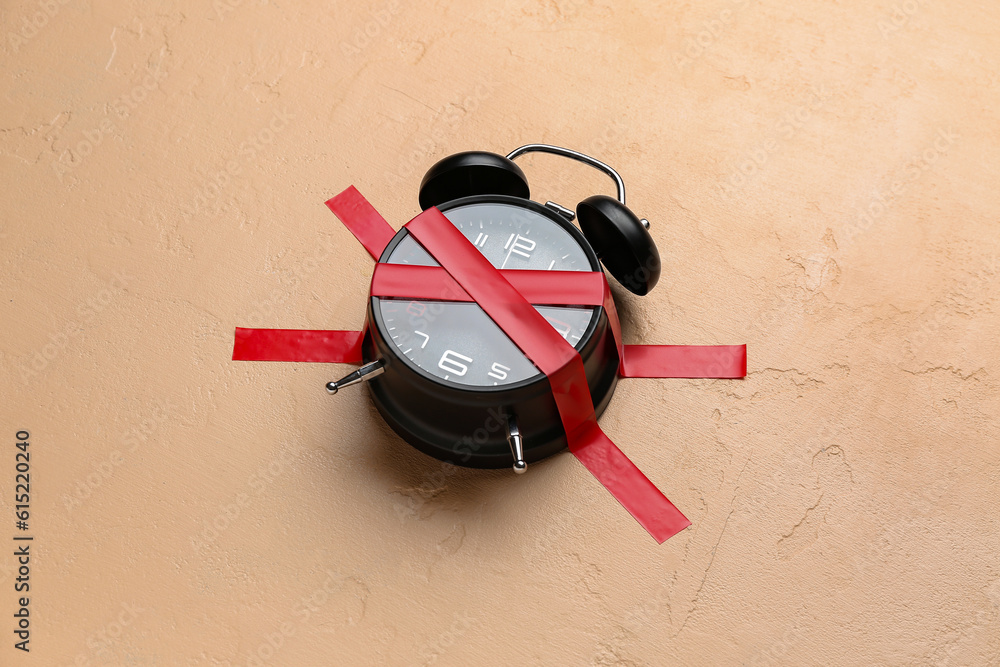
[324,145,660,473]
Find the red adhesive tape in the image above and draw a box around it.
[371,264,606,306]
[621,344,747,379]
[231,187,747,543]
[232,328,363,364]
[326,186,396,260]
[405,208,690,543]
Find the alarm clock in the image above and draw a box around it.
[325,144,661,473]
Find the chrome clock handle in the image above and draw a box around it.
[505,143,649,230]
[506,416,527,475]
[326,360,385,395]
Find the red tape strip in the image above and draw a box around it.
[230,187,747,543]
[371,264,606,306]
[326,186,396,260]
[232,328,363,363]
[621,344,747,379]
[405,208,690,542]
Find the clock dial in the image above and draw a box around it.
[375,200,599,387]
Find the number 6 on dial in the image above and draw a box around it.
[438,349,473,376]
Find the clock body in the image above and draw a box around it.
[361,195,620,468]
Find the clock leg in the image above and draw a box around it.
[506,416,527,475]
[325,360,385,395]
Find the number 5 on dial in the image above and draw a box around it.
[488,362,510,381]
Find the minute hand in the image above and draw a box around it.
[500,243,515,269]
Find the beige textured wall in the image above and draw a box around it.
[2,0,999,664]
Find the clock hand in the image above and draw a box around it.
[500,244,514,270]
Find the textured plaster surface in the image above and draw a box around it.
[2,0,999,665]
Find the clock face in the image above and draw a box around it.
[374,198,600,388]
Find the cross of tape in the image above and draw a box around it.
[232,186,747,543]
